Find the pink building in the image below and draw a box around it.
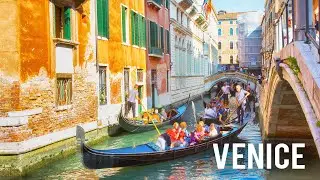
[145,0,171,108]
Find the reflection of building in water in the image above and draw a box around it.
[237,11,264,72]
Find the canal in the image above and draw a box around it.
[25,96,320,179]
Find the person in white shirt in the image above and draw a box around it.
[125,84,139,118]
[221,82,230,106]
[203,104,217,119]
[235,85,250,125]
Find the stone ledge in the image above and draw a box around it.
[7,108,42,117]
[0,121,100,155]
[0,116,28,127]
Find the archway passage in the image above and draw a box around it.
[267,80,312,140]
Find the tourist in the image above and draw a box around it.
[180,122,190,146]
[230,82,236,97]
[125,84,139,118]
[192,124,205,144]
[235,85,250,125]
[206,123,219,137]
[159,108,167,122]
[203,104,217,119]
[198,121,209,133]
[166,122,185,148]
[221,82,230,105]
[258,74,262,84]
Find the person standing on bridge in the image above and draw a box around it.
[235,85,250,125]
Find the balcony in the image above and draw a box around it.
[147,0,162,10]
[149,47,163,58]
[179,0,194,11]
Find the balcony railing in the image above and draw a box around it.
[179,0,194,10]
[147,0,162,10]
[149,47,163,57]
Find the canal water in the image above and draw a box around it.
[25,96,320,180]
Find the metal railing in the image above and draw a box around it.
[149,47,163,57]
[305,0,320,63]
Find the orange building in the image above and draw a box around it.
[97,0,147,118]
[0,0,97,142]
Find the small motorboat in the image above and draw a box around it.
[76,122,248,169]
[118,95,190,133]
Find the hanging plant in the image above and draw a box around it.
[285,56,300,76]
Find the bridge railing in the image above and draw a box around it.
[204,71,258,84]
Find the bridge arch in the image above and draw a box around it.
[263,63,320,155]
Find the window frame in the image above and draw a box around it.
[97,0,109,38]
[121,4,129,44]
[56,74,73,107]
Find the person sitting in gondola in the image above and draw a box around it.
[167,107,178,119]
[159,108,167,123]
[190,124,205,145]
[206,123,219,138]
[166,122,185,148]
[217,104,227,124]
[198,121,209,133]
[180,122,190,146]
[203,104,217,119]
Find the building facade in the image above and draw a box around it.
[145,0,171,108]
[217,11,240,68]
[237,11,263,72]
[97,0,147,121]
[169,0,219,103]
[0,0,97,142]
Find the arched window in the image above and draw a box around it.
[230,20,233,24]
[230,28,234,36]
[218,42,221,49]
[218,29,222,36]
[230,56,234,64]
[230,41,233,49]
[219,56,222,64]
[236,28,239,35]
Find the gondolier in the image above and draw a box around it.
[235,85,250,125]
[221,82,230,105]
[125,84,139,118]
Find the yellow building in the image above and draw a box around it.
[96,0,147,117]
[217,11,241,65]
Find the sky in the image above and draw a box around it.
[213,0,265,12]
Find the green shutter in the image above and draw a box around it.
[142,17,146,47]
[122,6,126,43]
[131,10,134,45]
[64,7,71,40]
[160,27,164,49]
[166,30,170,53]
[135,14,139,46]
[105,0,109,38]
[52,5,56,37]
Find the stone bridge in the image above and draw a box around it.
[204,71,258,92]
[259,42,320,157]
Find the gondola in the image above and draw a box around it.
[118,95,190,133]
[76,121,248,169]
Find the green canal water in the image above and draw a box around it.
[25,97,320,180]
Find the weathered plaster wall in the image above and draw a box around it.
[0,0,97,142]
[0,0,20,116]
[98,0,146,105]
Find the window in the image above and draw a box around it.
[230,41,233,49]
[99,67,107,105]
[218,21,221,25]
[160,27,164,49]
[236,28,238,35]
[97,0,109,38]
[131,11,140,46]
[218,29,222,36]
[165,0,169,9]
[149,21,159,48]
[56,76,72,106]
[166,30,170,54]
[53,5,72,40]
[218,42,221,49]
[230,28,234,36]
[140,16,146,47]
[219,56,222,64]
[230,56,234,64]
[230,20,233,24]
[176,9,179,21]
[124,68,130,101]
[121,5,128,43]
[137,69,143,83]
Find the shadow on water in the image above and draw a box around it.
[22,95,320,180]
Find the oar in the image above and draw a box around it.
[192,101,197,126]
[135,96,161,136]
